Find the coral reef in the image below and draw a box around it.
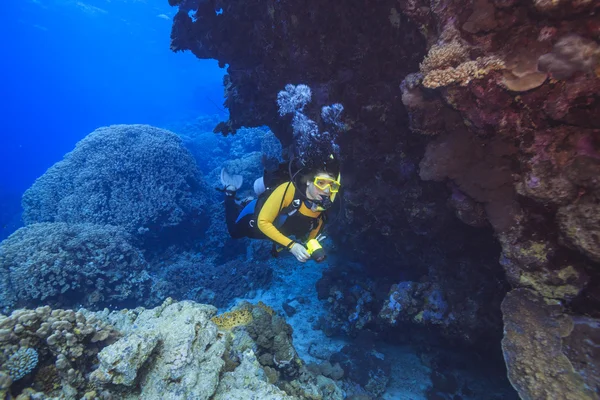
[151,252,273,307]
[88,299,343,400]
[315,266,378,338]
[22,124,208,240]
[0,305,117,399]
[168,0,600,396]
[0,222,152,312]
[0,299,297,399]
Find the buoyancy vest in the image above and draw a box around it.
[235,181,325,246]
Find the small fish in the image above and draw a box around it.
[157,14,170,21]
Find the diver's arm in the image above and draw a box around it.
[307,218,324,240]
[257,182,296,248]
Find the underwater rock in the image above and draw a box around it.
[22,124,208,240]
[307,341,340,362]
[282,301,297,317]
[562,316,600,393]
[533,0,600,15]
[97,300,226,400]
[540,76,600,128]
[170,0,426,140]
[313,361,345,381]
[557,194,600,263]
[330,342,391,398]
[316,267,378,338]
[212,349,296,400]
[446,186,488,228]
[241,302,301,376]
[400,73,465,137]
[419,129,519,233]
[517,126,600,207]
[378,282,451,328]
[91,331,160,386]
[501,289,597,400]
[378,281,424,325]
[497,210,590,301]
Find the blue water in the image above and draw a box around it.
[0,0,225,199]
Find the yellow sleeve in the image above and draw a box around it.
[257,182,296,248]
[308,218,324,240]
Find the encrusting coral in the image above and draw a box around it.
[419,41,469,74]
[422,56,505,88]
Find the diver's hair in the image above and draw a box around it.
[302,154,340,177]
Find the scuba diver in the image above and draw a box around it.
[219,154,341,263]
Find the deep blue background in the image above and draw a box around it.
[0,0,225,236]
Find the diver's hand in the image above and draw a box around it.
[290,243,310,263]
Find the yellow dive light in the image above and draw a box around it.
[306,239,326,262]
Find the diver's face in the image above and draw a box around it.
[306,172,336,200]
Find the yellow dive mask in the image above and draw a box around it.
[313,176,341,193]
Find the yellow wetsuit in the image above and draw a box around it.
[257,182,324,248]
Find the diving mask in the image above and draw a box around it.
[313,176,341,193]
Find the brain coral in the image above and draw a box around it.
[0,222,151,312]
[22,124,207,235]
